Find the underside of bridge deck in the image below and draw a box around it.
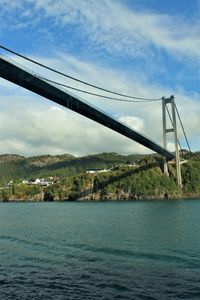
[0,57,175,160]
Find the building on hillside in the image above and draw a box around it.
[86,168,111,174]
[27,178,53,186]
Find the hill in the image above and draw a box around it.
[0,151,200,201]
[0,152,142,185]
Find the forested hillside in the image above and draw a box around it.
[0,151,200,201]
[0,152,142,184]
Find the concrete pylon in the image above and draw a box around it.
[162,96,182,187]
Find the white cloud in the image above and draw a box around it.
[0,95,150,156]
[1,0,199,62]
[22,0,200,61]
[118,116,144,132]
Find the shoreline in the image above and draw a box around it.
[1,195,200,203]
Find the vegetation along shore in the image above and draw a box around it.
[0,151,200,202]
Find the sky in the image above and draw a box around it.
[0,0,200,157]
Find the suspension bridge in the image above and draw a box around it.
[0,45,190,187]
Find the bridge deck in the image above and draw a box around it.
[0,56,175,160]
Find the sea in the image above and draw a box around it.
[1,199,200,300]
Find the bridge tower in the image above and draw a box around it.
[162,95,182,187]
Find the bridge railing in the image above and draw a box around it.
[0,53,42,79]
[0,53,115,117]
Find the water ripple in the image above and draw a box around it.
[1,201,200,299]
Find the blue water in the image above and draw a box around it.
[1,200,200,299]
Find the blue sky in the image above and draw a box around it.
[0,0,200,156]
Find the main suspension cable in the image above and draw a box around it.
[40,76,162,103]
[0,44,162,101]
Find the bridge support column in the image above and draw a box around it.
[162,96,182,188]
[162,97,169,176]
